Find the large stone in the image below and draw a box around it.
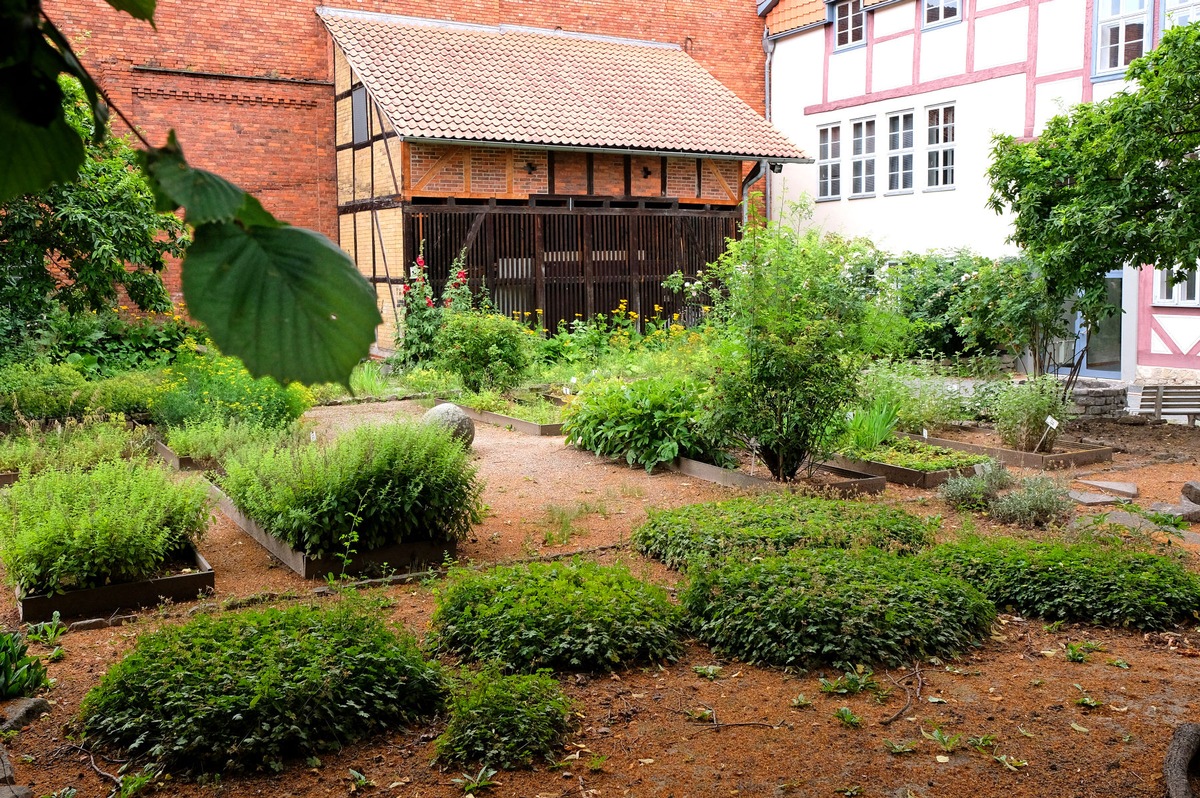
[0,786,32,798]
[0,698,49,733]
[422,403,475,447]
[1182,480,1200,505]
[1148,500,1200,523]
[0,744,12,784]
[1069,491,1120,507]
[1077,479,1139,498]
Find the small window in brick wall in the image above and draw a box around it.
[351,85,369,145]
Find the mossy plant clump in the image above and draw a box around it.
[634,493,937,570]
[681,548,995,670]
[431,559,682,672]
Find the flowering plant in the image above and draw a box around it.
[394,252,442,368]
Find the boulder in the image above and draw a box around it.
[1182,480,1200,505]
[422,403,475,447]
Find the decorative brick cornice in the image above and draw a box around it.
[131,86,318,108]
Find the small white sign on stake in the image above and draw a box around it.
[922,428,929,439]
[1045,415,1059,429]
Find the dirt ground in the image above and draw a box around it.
[6,403,1200,798]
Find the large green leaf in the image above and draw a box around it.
[0,106,84,203]
[102,0,157,24]
[183,222,382,386]
[141,132,245,222]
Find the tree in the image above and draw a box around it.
[987,23,1200,336]
[1,0,380,386]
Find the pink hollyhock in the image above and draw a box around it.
[416,256,425,268]
[426,297,435,308]
[444,297,452,307]
[457,269,468,281]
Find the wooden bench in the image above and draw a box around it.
[1132,385,1200,425]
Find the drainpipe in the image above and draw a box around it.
[741,160,767,226]
[762,26,776,221]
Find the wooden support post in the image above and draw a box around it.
[582,215,595,319]
[534,215,546,317]
[628,216,641,330]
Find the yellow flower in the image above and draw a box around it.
[701,306,712,313]
[654,304,663,313]
[535,308,543,315]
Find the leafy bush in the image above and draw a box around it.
[634,493,937,570]
[0,417,154,474]
[151,344,312,429]
[431,560,682,672]
[921,537,1200,629]
[563,376,727,472]
[859,360,969,433]
[220,421,481,558]
[436,312,532,393]
[988,477,1072,527]
[682,548,995,670]
[0,461,210,596]
[436,668,573,768]
[847,437,990,473]
[166,418,310,469]
[890,250,990,357]
[0,362,88,422]
[0,632,49,699]
[80,600,445,775]
[456,389,563,425]
[994,375,1071,452]
[938,463,1015,512]
[42,308,194,377]
[84,370,161,416]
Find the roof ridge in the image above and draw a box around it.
[315,6,680,50]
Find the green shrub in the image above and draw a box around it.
[220,421,481,558]
[0,632,49,699]
[431,560,682,672]
[988,477,1072,527]
[563,376,727,472]
[994,375,1071,452]
[436,312,532,393]
[634,493,937,570]
[436,668,573,768]
[79,600,445,775]
[921,537,1200,629]
[166,418,309,468]
[0,417,154,474]
[0,362,88,422]
[681,548,995,670]
[84,370,161,416]
[457,389,563,425]
[859,360,969,433]
[151,345,312,428]
[938,463,1015,512]
[848,437,990,473]
[0,460,210,596]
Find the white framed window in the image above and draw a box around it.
[834,0,865,49]
[926,104,955,189]
[817,124,842,200]
[351,85,369,145]
[886,111,914,193]
[924,0,961,27]
[850,118,876,197]
[1097,0,1147,74]
[1154,268,1200,306]
[1166,0,1200,28]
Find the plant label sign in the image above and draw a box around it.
[1045,416,1060,429]
[922,429,929,439]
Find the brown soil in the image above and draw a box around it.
[6,405,1200,798]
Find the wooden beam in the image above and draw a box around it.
[412,145,462,191]
[703,159,738,203]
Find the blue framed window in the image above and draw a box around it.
[1059,270,1123,377]
[924,0,961,28]
[1095,0,1148,76]
[1166,0,1200,28]
[834,0,865,49]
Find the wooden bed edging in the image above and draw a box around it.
[826,455,976,489]
[150,438,204,471]
[0,471,16,487]
[17,543,214,624]
[434,400,564,436]
[207,483,456,580]
[668,457,886,497]
[896,432,1113,469]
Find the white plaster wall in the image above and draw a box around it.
[872,36,916,91]
[1033,78,1083,132]
[1091,78,1131,101]
[770,32,826,131]
[1036,0,1086,74]
[873,2,915,37]
[919,20,969,81]
[827,45,869,100]
[973,8,1029,70]
[975,0,1022,11]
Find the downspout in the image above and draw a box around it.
[762,26,776,221]
[741,160,766,227]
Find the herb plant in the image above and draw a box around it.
[436,312,533,393]
[165,418,310,469]
[845,437,990,473]
[0,417,154,475]
[993,375,1071,452]
[0,632,49,699]
[987,477,1072,527]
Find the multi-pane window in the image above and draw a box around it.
[926,104,955,188]
[924,0,961,26]
[1166,0,1200,27]
[1154,268,1200,306]
[1097,0,1147,74]
[850,118,875,197]
[834,0,865,49]
[351,85,369,145]
[817,124,842,200]
[886,111,914,192]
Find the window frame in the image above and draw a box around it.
[1165,0,1200,28]
[1153,267,1200,307]
[885,110,914,195]
[351,85,370,146]
[817,123,842,201]
[925,103,955,190]
[923,0,962,28]
[833,0,866,50]
[1095,0,1149,76]
[850,117,876,198]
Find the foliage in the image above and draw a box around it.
[437,312,532,393]
[921,536,1200,629]
[2,1,380,387]
[0,362,88,423]
[987,24,1200,335]
[0,460,210,596]
[846,437,990,473]
[846,399,898,452]
[430,559,682,672]
[994,375,1071,452]
[0,632,50,699]
[889,250,994,357]
[165,418,310,468]
[563,376,728,472]
[79,600,445,775]
[84,370,162,417]
[39,307,195,377]
[858,360,969,433]
[393,252,444,368]
[938,462,1015,512]
[681,548,995,670]
[455,390,563,425]
[436,667,574,769]
[987,477,1072,527]
[220,421,481,558]
[0,417,154,474]
[634,493,937,570]
[151,343,313,428]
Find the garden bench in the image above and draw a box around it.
[1131,385,1200,425]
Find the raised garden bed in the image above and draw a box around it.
[208,484,456,580]
[435,400,563,437]
[17,543,213,624]
[668,457,886,497]
[0,471,16,487]
[826,455,976,489]
[898,432,1113,469]
[150,438,204,472]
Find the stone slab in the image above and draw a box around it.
[1069,491,1121,507]
[1182,480,1200,505]
[0,698,49,733]
[1149,500,1200,523]
[1077,479,1139,498]
[0,786,32,798]
[0,745,11,784]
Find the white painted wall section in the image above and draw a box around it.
[873,2,915,36]
[919,21,969,81]
[972,8,1029,70]
[1036,0,1086,74]
[872,36,916,91]
[827,45,869,100]
[1033,79,1082,132]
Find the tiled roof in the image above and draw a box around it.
[766,0,826,34]
[318,7,805,161]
